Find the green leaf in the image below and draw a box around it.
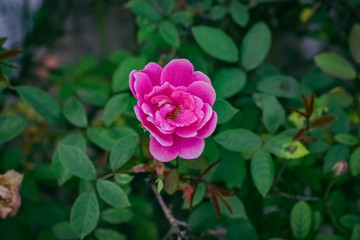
[164,169,179,195]
[241,22,271,71]
[75,77,110,106]
[112,57,146,92]
[52,221,77,240]
[163,0,176,15]
[350,24,360,64]
[350,147,360,176]
[0,38,7,47]
[251,150,274,197]
[213,99,239,124]
[340,214,360,228]
[209,5,227,21]
[188,202,218,233]
[324,144,349,173]
[58,144,96,180]
[0,115,28,144]
[87,126,137,151]
[314,53,356,80]
[103,94,129,127]
[227,219,259,240]
[291,201,312,239]
[115,173,134,185]
[219,196,248,219]
[212,68,247,98]
[110,135,139,170]
[16,86,61,126]
[258,75,300,98]
[126,0,161,22]
[214,129,262,152]
[213,150,247,188]
[334,134,359,146]
[171,10,193,25]
[230,2,249,27]
[192,26,238,62]
[73,56,96,76]
[159,20,180,47]
[63,97,88,128]
[52,133,87,185]
[315,234,345,240]
[255,94,285,133]
[70,192,99,239]
[95,229,125,240]
[265,135,309,159]
[318,91,353,109]
[101,208,133,224]
[96,180,131,208]
[352,224,360,240]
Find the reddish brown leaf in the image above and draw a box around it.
[164,169,179,195]
[213,186,234,197]
[216,192,233,214]
[209,187,220,216]
[0,49,22,61]
[293,128,306,141]
[287,106,308,118]
[201,159,220,177]
[301,93,310,116]
[189,183,198,209]
[309,92,315,117]
[310,115,336,128]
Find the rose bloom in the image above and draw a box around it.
[129,59,217,162]
[0,170,23,219]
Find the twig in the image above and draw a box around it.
[274,188,319,201]
[98,172,114,180]
[270,160,319,201]
[151,184,188,240]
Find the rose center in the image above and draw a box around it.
[166,107,181,120]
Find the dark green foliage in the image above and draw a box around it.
[1,0,360,239]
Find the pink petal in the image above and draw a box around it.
[187,81,216,106]
[161,59,194,87]
[196,111,217,138]
[145,82,186,102]
[134,106,173,146]
[134,72,153,100]
[197,103,212,128]
[141,62,163,87]
[129,70,137,97]
[176,127,198,138]
[176,136,205,159]
[192,71,212,85]
[150,137,177,162]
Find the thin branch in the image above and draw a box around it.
[151,184,188,240]
[274,188,320,201]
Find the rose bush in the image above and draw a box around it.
[129,59,217,162]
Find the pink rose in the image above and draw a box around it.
[129,59,217,162]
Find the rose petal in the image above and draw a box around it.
[134,72,153,100]
[192,71,212,85]
[177,136,205,159]
[141,62,163,86]
[196,111,218,138]
[134,106,173,146]
[176,128,198,138]
[150,137,178,162]
[187,81,216,106]
[161,59,194,87]
[129,70,137,97]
